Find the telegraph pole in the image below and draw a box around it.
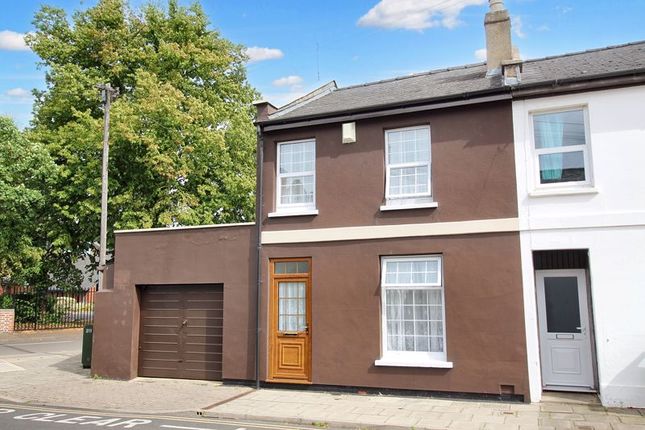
[97,83,118,290]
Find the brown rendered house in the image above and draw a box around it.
[91,1,645,402]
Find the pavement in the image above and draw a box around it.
[1,329,645,430]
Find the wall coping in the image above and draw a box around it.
[115,222,255,235]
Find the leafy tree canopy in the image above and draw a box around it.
[0,117,57,286]
[25,0,258,279]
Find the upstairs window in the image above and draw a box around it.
[532,109,592,187]
[384,126,433,208]
[276,139,316,214]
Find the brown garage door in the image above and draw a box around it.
[138,284,223,380]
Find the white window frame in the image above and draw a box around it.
[383,125,435,210]
[272,139,317,216]
[375,255,452,368]
[529,106,594,192]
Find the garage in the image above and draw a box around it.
[138,284,223,380]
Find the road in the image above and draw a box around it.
[0,329,82,357]
[0,404,312,430]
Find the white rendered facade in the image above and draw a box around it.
[513,85,645,407]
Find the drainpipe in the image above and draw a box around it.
[254,124,264,390]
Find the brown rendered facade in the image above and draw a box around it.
[91,224,257,381]
[258,100,529,398]
[91,99,529,399]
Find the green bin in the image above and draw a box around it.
[82,324,93,368]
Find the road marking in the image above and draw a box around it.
[161,426,247,430]
[0,404,311,430]
[3,341,75,346]
[12,412,152,428]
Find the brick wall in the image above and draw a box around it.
[0,309,14,333]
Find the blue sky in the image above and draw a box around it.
[1,0,644,128]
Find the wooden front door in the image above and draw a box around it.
[269,258,312,383]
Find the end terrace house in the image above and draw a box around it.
[91,0,645,406]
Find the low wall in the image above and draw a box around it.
[0,309,14,333]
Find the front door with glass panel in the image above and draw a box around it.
[269,258,312,383]
[536,269,595,391]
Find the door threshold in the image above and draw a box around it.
[543,386,597,393]
[541,390,600,405]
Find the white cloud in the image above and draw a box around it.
[5,87,31,98]
[357,0,486,31]
[244,46,284,63]
[512,16,526,38]
[272,75,303,87]
[474,48,487,61]
[0,30,29,51]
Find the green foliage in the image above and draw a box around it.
[14,297,37,323]
[12,292,67,324]
[0,117,58,286]
[0,295,13,309]
[25,0,258,273]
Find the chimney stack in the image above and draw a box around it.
[484,0,513,77]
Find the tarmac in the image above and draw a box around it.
[1,329,644,429]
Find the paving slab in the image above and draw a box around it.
[205,388,645,430]
[1,330,644,429]
[0,330,251,414]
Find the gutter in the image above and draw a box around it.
[254,124,264,390]
[261,93,512,132]
[510,69,645,99]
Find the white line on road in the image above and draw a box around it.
[3,341,75,346]
[161,426,247,430]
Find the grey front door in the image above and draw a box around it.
[536,270,595,391]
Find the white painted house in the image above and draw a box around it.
[512,76,645,406]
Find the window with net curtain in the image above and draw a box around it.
[532,109,590,185]
[276,139,315,211]
[380,255,446,362]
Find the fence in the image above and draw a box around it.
[0,285,95,331]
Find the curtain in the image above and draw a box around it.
[535,114,565,181]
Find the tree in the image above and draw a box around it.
[25,0,258,277]
[0,117,56,286]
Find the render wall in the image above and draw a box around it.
[513,86,645,407]
[91,224,257,381]
[260,233,530,399]
[258,101,529,398]
[261,101,518,231]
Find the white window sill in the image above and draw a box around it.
[268,209,319,218]
[374,358,453,369]
[380,202,438,211]
[529,187,598,198]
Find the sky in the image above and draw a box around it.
[1,0,645,128]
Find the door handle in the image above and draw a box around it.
[181,319,188,327]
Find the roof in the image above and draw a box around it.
[263,41,645,124]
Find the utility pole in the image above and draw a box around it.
[97,83,118,290]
